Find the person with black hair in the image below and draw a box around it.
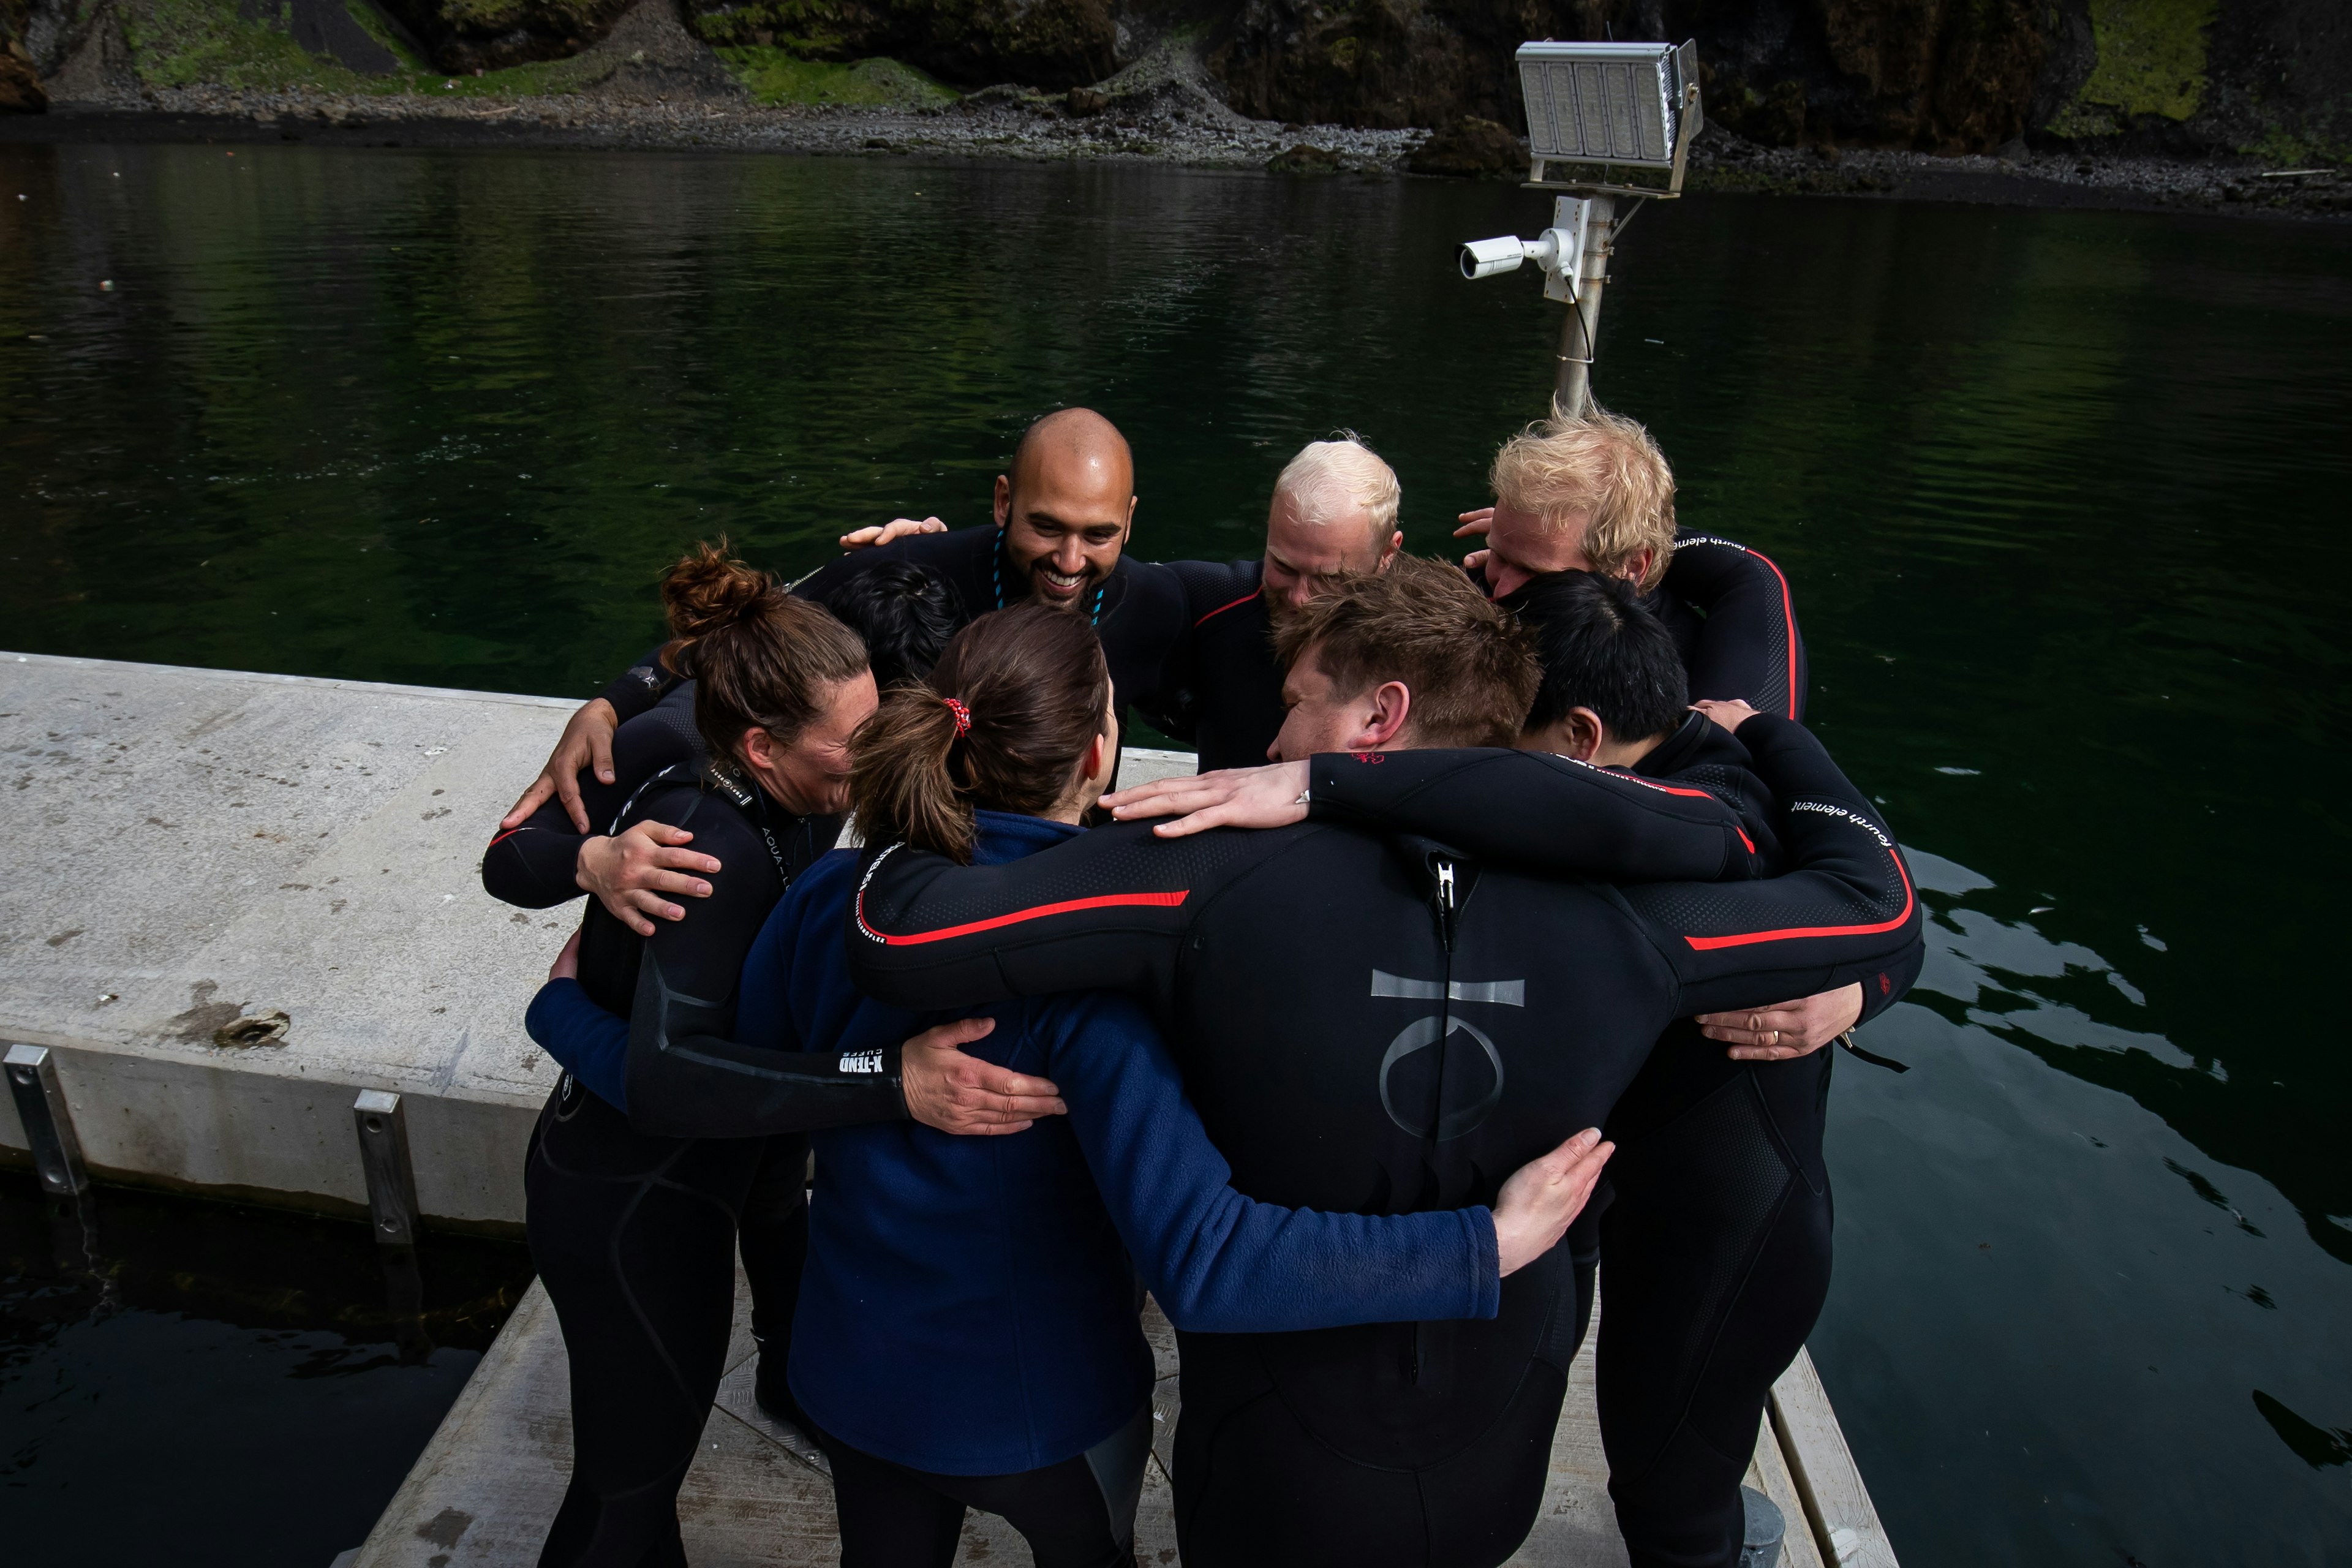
[818,559,965,690]
[1511,571,1866,1568]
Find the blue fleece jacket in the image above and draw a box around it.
[529,811,1501,1477]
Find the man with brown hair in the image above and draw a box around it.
[844,556,1923,1568]
[1265,553,1536,757]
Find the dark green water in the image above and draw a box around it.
[4,142,2349,1564]
[0,1171,533,1562]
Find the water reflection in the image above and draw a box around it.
[1838,844,2352,1561]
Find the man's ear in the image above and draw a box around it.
[1619,547,1656,589]
[1352,680,1414,751]
[1378,531,1403,571]
[993,474,1012,529]
[1563,707,1607,763]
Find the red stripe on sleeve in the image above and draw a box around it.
[1741,546,1800,719]
[862,889,1189,946]
[1681,853,1913,951]
[1194,592,1259,628]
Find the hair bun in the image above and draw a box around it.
[660,539,775,641]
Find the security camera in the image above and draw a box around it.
[1458,229,1569,281]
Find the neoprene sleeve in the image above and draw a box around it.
[1306,748,1765,883]
[1630,716,1919,1016]
[1661,535,1808,719]
[622,952,910,1139]
[595,641,682,724]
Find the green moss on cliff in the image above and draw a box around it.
[2051,0,2216,135]
[716,47,952,105]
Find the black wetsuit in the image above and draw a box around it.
[483,687,818,1420]
[1155,531,1809,774]
[485,716,903,1567]
[1325,714,1919,1568]
[845,717,1922,1568]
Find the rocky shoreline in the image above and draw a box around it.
[10,89,2343,221]
[4,0,2342,221]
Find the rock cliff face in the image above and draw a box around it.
[15,0,2347,161]
[1209,0,2346,160]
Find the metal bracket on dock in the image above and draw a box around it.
[352,1089,421,1246]
[6,1044,92,1196]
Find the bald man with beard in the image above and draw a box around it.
[502,408,1192,835]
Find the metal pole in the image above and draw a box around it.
[6,1043,92,1196]
[352,1089,421,1247]
[1553,194,1615,418]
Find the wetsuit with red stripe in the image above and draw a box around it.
[1313,711,1919,1568]
[843,715,1919,1568]
[1651,533,1808,720]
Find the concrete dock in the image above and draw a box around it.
[347,1276,1853,1568]
[1,651,1898,1567]
[0,649,1197,1226]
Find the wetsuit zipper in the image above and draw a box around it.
[1416,854,1460,1387]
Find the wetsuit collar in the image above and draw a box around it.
[1631,711,1741,780]
[971,809,1085,866]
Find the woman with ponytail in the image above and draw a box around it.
[660,601,1610,1568]
[513,548,1084,1568]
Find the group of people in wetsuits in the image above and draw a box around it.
[479,404,1925,1568]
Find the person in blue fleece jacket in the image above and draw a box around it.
[529,601,1612,1568]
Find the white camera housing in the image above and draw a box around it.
[1456,202,1590,300]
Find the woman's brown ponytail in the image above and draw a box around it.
[850,603,1111,864]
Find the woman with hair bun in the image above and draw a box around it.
[511,548,1086,1568]
[636,601,1611,1568]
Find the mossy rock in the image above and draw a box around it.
[1267,141,1338,174]
[1408,115,1523,179]
[717,47,952,105]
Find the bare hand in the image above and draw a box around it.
[1696,982,1863,1061]
[900,1017,1066,1136]
[502,698,621,834]
[839,516,948,549]
[575,820,722,936]
[1453,507,1494,538]
[1691,698,1760,734]
[1101,760,1311,838]
[1491,1128,1614,1276]
[548,927,582,983]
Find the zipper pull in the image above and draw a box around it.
[1436,860,1455,912]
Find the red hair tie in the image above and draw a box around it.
[942,697,973,736]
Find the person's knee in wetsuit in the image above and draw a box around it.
[1510,571,1909,1568]
[850,560,1924,1568]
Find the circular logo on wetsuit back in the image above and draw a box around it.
[1378,1014,1505,1142]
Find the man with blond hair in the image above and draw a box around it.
[1461,404,1809,723]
